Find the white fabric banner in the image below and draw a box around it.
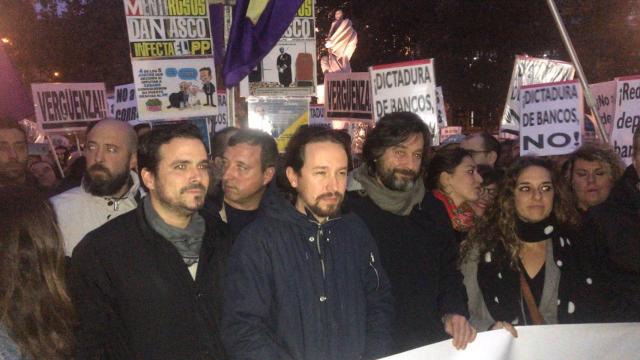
[380,323,640,360]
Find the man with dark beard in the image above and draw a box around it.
[51,119,143,256]
[0,117,29,186]
[346,112,476,352]
[69,124,230,359]
[222,126,393,360]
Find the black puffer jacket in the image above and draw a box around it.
[581,165,640,322]
[221,192,394,360]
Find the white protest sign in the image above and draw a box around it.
[379,323,640,360]
[612,75,640,165]
[113,83,138,122]
[31,82,108,132]
[500,55,575,138]
[369,59,438,144]
[212,90,228,132]
[519,80,582,156]
[589,80,616,139]
[324,72,372,121]
[309,104,330,127]
[436,86,448,128]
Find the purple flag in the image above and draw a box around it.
[223,0,303,87]
[0,43,33,120]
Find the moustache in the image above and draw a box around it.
[88,163,111,175]
[394,168,417,177]
[180,183,207,194]
[316,192,343,201]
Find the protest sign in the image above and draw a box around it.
[212,90,228,133]
[436,86,448,128]
[151,117,212,153]
[589,80,616,138]
[519,80,582,157]
[248,98,309,152]
[133,58,219,121]
[612,75,640,165]
[324,72,372,121]
[123,0,213,59]
[113,83,139,122]
[379,323,640,360]
[309,104,330,127]
[31,82,107,132]
[500,55,575,138]
[239,0,316,97]
[439,126,462,144]
[106,94,115,118]
[369,59,438,144]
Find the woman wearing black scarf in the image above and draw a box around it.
[460,156,587,335]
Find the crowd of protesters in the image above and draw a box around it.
[0,111,639,359]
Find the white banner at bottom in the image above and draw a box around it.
[380,323,640,360]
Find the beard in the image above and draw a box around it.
[0,161,27,185]
[377,162,419,192]
[307,191,344,218]
[155,181,207,216]
[83,164,130,196]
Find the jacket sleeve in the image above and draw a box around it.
[436,234,470,319]
[68,236,115,360]
[221,228,295,360]
[362,231,394,359]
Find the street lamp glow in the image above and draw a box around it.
[53,71,61,77]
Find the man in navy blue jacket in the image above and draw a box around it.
[222,126,394,360]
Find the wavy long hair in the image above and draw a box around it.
[0,186,74,359]
[461,156,580,267]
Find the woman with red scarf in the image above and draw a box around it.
[423,146,483,244]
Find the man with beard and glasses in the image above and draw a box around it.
[346,112,476,352]
[0,117,30,187]
[51,119,143,256]
[222,126,393,360]
[69,124,231,359]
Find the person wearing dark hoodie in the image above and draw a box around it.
[580,129,640,322]
[222,126,393,360]
[346,112,475,352]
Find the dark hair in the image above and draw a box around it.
[211,126,239,159]
[362,112,431,176]
[564,144,624,184]
[285,126,350,173]
[0,117,26,140]
[425,147,473,190]
[477,164,504,187]
[0,185,75,359]
[138,123,203,175]
[462,156,579,266]
[471,131,501,161]
[227,129,278,170]
[199,67,212,76]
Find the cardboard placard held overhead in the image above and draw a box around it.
[519,80,583,157]
[212,90,228,133]
[324,72,372,121]
[436,86,448,128]
[500,55,575,138]
[113,83,139,122]
[588,80,616,139]
[611,75,640,165]
[369,59,438,144]
[31,82,108,132]
[309,104,330,127]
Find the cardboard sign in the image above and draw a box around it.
[369,59,438,144]
[436,86,448,128]
[500,55,575,137]
[519,80,583,156]
[239,0,316,97]
[324,72,372,121]
[123,0,213,59]
[247,98,309,152]
[113,83,139,122]
[612,75,640,165]
[588,80,616,138]
[132,58,219,121]
[31,82,107,132]
[309,104,330,127]
[212,90,228,133]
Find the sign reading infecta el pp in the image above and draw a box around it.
[369,59,438,143]
[113,83,138,122]
[519,80,583,157]
[612,75,640,165]
[589,80,616,138]
[124,0,213,58]
[324,72,372,121]
[31,83,107,132]
[500,55,575,137]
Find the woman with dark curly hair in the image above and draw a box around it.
[460,156,586,336]
[0,186,75,359]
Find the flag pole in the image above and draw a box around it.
[545,0,609,143]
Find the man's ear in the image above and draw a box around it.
[140,168,155,192]
[439,171,452,191]
[130,151,138,170]
[263,166,275,185]
[487,151,498,166]
[285,166,298,189]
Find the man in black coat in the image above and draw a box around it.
[222,127,393,360]
[276,47,292,87]
[70,124,231,359]
[346,112,475,352]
